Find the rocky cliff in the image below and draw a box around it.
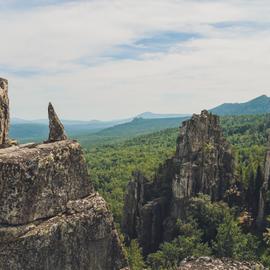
[122,110,234,255]
[0,79,128,270]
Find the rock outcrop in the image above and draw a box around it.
[178,257,266,270]
[48,102,67,142]
[0,80,128,269]
[122,110,234,255]
[0,78,9,146]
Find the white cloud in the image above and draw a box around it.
[0,0,270,120]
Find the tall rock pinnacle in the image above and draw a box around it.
[122,110,234,255]
[48,102,67,142]
[0,78,9,147]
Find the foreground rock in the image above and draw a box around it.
[0,140,93,225]
[122,110,234,255]
[0,140,128,269]
[0,193,127,270]
[0,81,128,269]
[178,257,266,270]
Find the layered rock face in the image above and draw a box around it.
[178,257,266,270]
[0,84,128,270]
[122,110,234,255]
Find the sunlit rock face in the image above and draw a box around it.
[122,111,234,255]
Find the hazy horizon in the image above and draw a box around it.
[1,0,270,120]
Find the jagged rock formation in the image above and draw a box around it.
[178,257,266,270]
[0,78,9,146]
[122,110,234,255]
[48,102,67,142]
[0,81,128,269]
[173,110,233,201]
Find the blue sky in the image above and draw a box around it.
[0,0,270,120]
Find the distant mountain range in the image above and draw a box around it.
[210,95,270,116]
[10,95,270,144]
[137,112,190,119]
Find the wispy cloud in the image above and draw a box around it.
[0,0,270,120]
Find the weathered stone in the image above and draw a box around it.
[0,140,93,225]
[0,78,9,146]
[178,256,266,270]
[0,193,128,270]
[48,102,67,142]
[122,110,234,255]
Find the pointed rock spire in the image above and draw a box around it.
[0,78,10,147]
[48,102,67,142]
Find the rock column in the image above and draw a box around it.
[0,78,9,146]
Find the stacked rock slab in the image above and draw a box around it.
[122,110,234,255]
[0,93,128,269]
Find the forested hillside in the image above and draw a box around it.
[211,95,270,116]
[85,113,270,268]
[86,114,270,222]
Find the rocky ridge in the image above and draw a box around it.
[0,78,128,270]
